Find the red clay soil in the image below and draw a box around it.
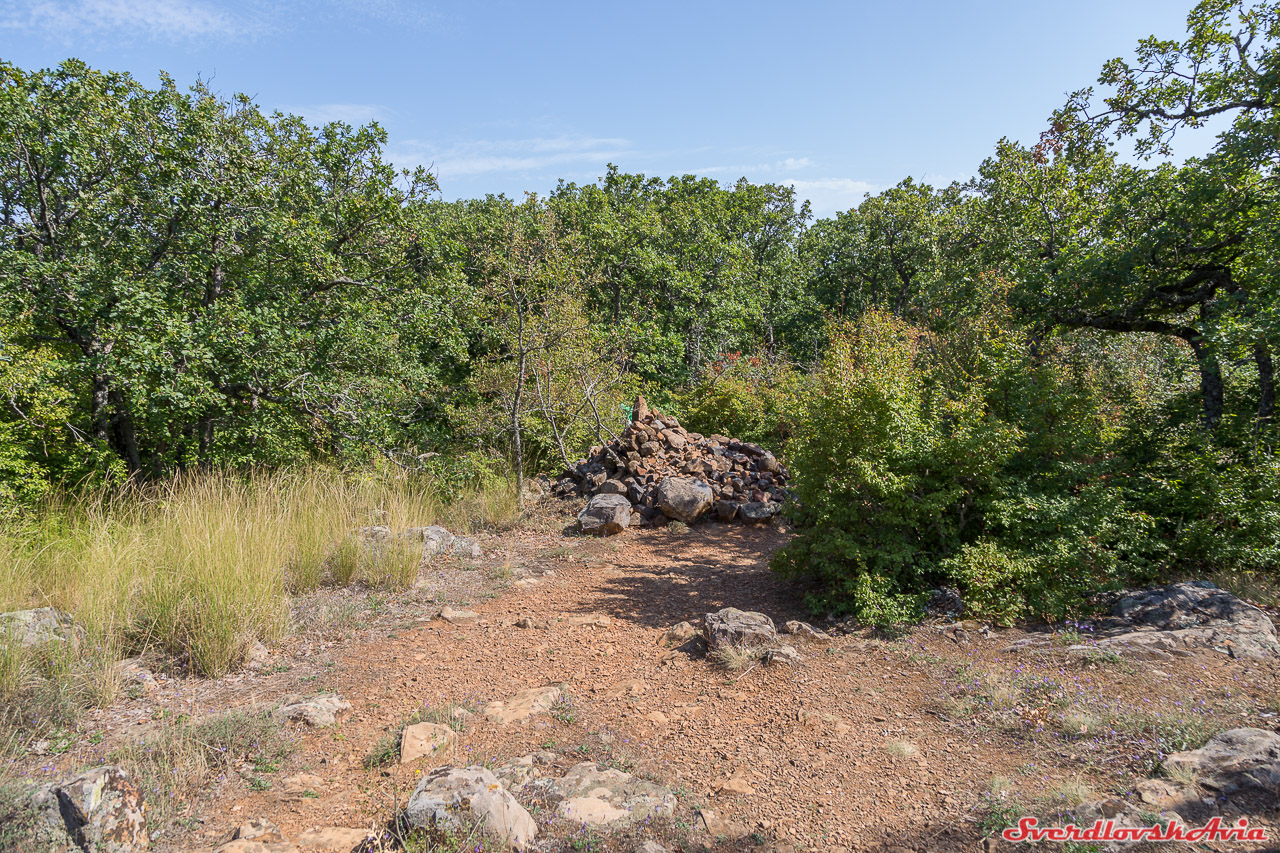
[21,504,1280,853]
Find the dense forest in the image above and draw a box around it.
[2,0,1277,625]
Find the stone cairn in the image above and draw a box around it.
[553,395,791,535]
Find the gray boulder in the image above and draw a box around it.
[704,608,778,651]
[33,766,149,853]
[577,493,632,536]
[656,477,714,524]
[0,607,82,647]
[405,766,536,849]
[1091,582,1278,659]
[738,501,779,523]
[1163,727,1280,800]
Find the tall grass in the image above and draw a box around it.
[0,467,516,680]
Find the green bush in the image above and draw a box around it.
[772,309,1274,627]
[772,311,1020,623]
[675,353,802,449]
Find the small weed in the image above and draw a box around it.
[550,698,577,725]
[885,740,918,758]
[1047,777,1093,807]
[247,776,271,792]
[709,644,760,672]
[979,793,1022,836]
[1161,760,1199,786]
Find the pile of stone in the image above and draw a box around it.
[555,396,790,535]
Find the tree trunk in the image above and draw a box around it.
[91,372,111,445]
[1256,340,1275,438]
[110,390,142,474]
[197,415,215,465]
[1185,335,1223,432]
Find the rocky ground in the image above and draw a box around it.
[7,499,1280,853]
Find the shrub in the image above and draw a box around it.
[676,353,802,449]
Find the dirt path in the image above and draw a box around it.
[28,507,1280,853]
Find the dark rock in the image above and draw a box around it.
[577,493,632,536]
[705,608,778,651]
[656,477,714,523]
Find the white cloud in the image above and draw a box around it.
[1,0,254,40]
[693,156,816,176]
[786,178,882,217]
[391,135,635,180]
[281,103,390,126]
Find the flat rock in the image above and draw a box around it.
[1102,581,1279,658]
[215,842,297,853]
[1162,727,1280,804]
[483,686,563,724]
[274,694,351,728]
[281,773,325,795]
[1009,581,1280,660]
[440,606,480,626]
[32,765,149,853]
[696,808,751,840]
[1066,799,1184,853]
[704,608,778,651]
[543,762,675,827]
[295,827,372,851]
[400,722,457,764]
[405,766,536,849]
[235,818,284,842]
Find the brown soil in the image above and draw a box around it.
[17,500,1280,853]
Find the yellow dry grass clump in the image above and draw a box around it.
[0,467,515,682]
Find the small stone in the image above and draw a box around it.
[274,694,351,728]
[781,620,830,641]
[483,686,563,725]
[400,722,457,764]
[763,645,801,666]
[660,621,698,646]
[440,606,480,626]
[243,639,271,672]
[597,479,628,495]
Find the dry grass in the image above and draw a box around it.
[1046,777,1094,807]
[112,709,292,830]
[709,643,761,672]
[0,467,515,760]
[1,467,515,678]
[885,740,918,758]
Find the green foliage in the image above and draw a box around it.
[675,352,802,448]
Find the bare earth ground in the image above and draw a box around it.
[15,499,1280,853]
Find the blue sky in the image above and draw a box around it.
[1,0,1207,217]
